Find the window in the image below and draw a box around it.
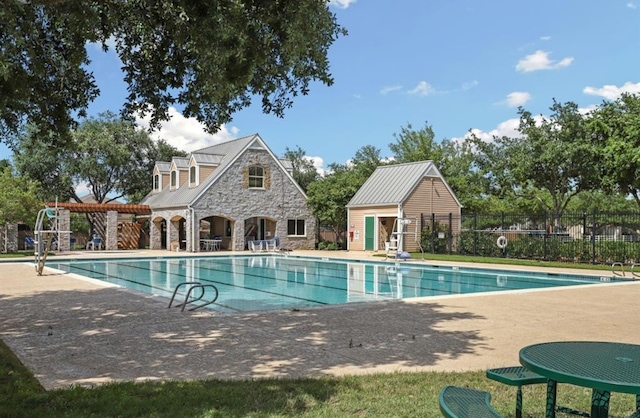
[287,219,306,236]
[170,170,177,188]
[189,166,197,184]
[153,174,160,191]
[248,165,264,188]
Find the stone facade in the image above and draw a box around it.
[148,148,316,252]
[192,149,316,251]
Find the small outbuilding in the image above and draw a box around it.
[346,161,462,253]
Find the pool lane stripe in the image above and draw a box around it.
[61,262,331,309]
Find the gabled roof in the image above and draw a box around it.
[171,157,190,169]
[142,134,305,209]
[155,162,171,172]
[191,153,224,165]
[346,161,461,208]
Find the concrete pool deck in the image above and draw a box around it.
[1,250,639,390]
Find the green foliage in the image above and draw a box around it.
[317,241,341,250]
[387,122,489,213]
[1,333,637,417]
[457,232,640,264]
[420,221,450,254]
[306,145,384,242]
[388,121,441,163]
[11,113,186,204]
[283,145,319,193]
[0,166,41,227]
[470,100,597,218]
[1,1,345,144]
[350,144,386,181]
[590,93,640,208]
[307,164,362,241]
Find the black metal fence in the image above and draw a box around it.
[420,211,640,265]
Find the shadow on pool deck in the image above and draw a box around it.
[1,250,639,390]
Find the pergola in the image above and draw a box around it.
[44,202,151,251]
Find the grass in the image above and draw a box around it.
[1,338,637,417]
[0,253,635,416]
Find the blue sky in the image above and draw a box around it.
[2,0,639,173]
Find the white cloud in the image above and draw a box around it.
[379,85,403,95]
[540,36,551,41]
[504,91,532,107]
[135,106,239,152]
[583,81,640,100]
[461,80,479,90]
[515,50,574,72]
[329,0,357,9]
[465,118,522,142]
[408,81,436,96]
[306,156,326,177]
[628,1,638,9]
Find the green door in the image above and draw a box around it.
[364,216,375,250]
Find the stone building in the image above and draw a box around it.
[142,134,316,252]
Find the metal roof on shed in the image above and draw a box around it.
[347,161,442,207]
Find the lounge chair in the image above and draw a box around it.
[265,238,277,252]
[249,240,261,253]
[25,237,35,250]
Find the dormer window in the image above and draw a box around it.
[170,170,177,189]
[153,174,160,191]
[248,165,264,188]
[190,166,197,185]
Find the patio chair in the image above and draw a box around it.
[87,235,102,250]
[25,236,35,250]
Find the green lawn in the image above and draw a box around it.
[1,254,636,417]
[2,338,638,417]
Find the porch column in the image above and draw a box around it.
[58,209,71,252]
[106,210,118,251]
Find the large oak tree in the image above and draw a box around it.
[470,100,599,218]
[590,93,640,208]
[1,1,345,144]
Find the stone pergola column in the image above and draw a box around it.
[106,210,118,251]
[58,209,71,252]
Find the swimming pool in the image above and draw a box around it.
[48,255,623,313]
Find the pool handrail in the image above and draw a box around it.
[168,281,219,312]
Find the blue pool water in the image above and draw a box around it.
[47,255,623,313]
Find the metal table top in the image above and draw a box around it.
[519,341,640,394]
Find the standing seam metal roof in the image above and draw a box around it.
[141,134,305,210]
[347,161,442,207]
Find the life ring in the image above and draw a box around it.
[496,235,508,249]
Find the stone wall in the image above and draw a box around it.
[1,223,18,253]
[193,149,316,251]
[149,209,189,251]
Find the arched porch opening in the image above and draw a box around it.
[170,215,186,251]
[151,216,167,250]
[244,216,277,250]
[198,215,234,251]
